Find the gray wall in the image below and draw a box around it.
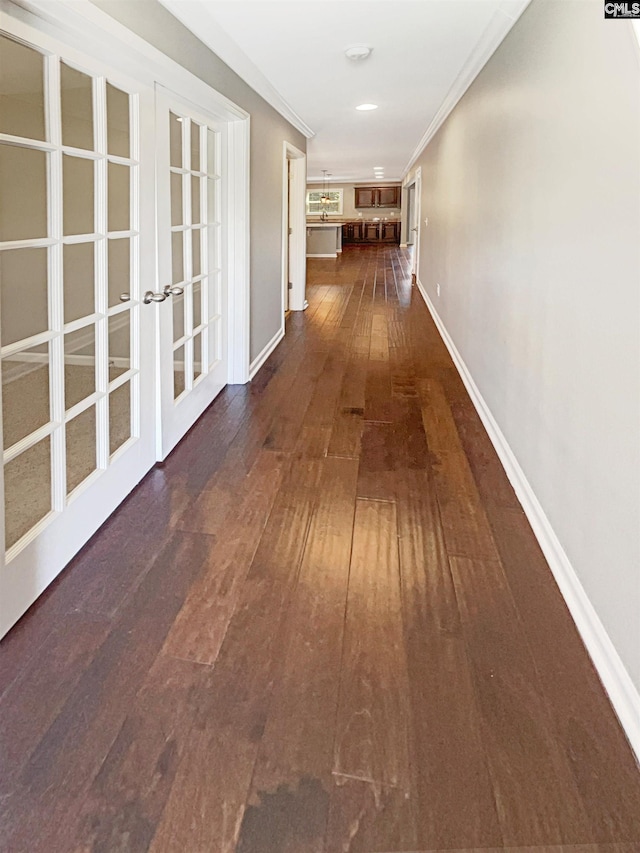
[91,0,307,363]
[412,0,640,689]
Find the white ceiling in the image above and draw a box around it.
[160,0,530,183]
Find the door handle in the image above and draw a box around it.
[143,290,168,304]
[163,285,184,297]
[119,292,131,302]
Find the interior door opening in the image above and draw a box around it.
[282,141,307,315]
[407,168,422,284]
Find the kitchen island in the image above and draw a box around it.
[306,219,400,257]
[306,222,343,258]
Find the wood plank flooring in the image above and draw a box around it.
[1,244,639,852]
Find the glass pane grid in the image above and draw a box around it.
[109,379,131,456]
[0,34,46,141]
[0,328,56,359]
[60,61,95,151]
[105,155,138,169]
[108,310,131,380]
[0,145,48,242]
[61,233,102,243]
[107,161,130,232]
[4,435,53,550]
[58,147,101,160]
[65,403,97,496]
[2,339,52,451]
[1,49,140,555]
[2,422,55,466]
[64,324,96,410]
[173,343,186,400]
[108,366,136,391]
[64,390,102,422]
[106,82,130,159]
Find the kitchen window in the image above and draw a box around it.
[306,189,343,215]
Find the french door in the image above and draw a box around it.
[156,89,228,458]
[0,25,157,637]
[0,8,247,640]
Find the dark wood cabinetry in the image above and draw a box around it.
[380,221,399,242]
[354,187,377,208]
[355,185,401,209]
[377,186,400,207]
[342,221,399,244]
[343,221,363,242]
[363,222,380,241]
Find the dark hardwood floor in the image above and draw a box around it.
[1,244,639,852]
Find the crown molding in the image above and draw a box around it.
[5,0,250,121]
[403,0,532,178]
[159,0,315,139]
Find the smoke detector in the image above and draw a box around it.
[344,44,373,61]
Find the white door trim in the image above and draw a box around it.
[282,141,307,314]
[228,116,251,383]
[403,167,422,280]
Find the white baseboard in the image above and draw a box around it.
[306,253,337,259]
[400,242,408,248]
[249,325,285,380]
[416,278,640,764]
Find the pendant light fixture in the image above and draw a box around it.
[320,170,331,220]
[320,170,330,203]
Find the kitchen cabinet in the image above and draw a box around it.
[363,222,380,241]
[343,221,363,242]
[355,185,401,209]
[342,221,399,244]
[380,221,399,242]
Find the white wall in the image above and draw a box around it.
[412,0,640,691]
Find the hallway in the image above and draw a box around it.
[0,244,639,852]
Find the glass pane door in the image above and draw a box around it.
[157,91,228,458]
[0,29,156,638]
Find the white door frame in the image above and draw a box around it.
[282,141,307,314]
[403,167,422,282]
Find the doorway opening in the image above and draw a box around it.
[403,167,422,284]
[282,141,307,318]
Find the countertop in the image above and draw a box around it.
[307,219,400,225]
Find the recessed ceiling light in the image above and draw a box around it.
[356,103,378,111]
